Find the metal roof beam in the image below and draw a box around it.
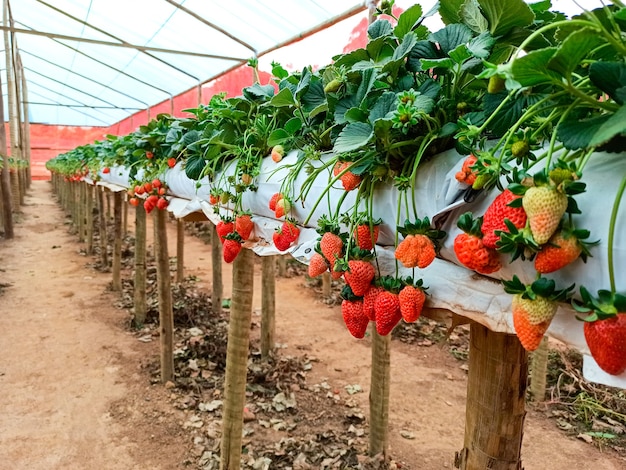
[24,90,111,125]
[27,101,143,111]
[0,25,247,62]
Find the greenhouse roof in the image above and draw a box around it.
[1,0,368,127]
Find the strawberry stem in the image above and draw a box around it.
[608,175,626,293]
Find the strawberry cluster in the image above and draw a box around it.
[128,178,169,214]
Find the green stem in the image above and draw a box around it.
[607,175,626,293]
[515,19,597,58]
[475,90,516,135]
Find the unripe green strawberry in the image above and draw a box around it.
[548,168,574,186]
[511,140,529,158]
[522,185,568,245]
[512,294,557,325]
[324,79,342,93]
[487,75,505,93]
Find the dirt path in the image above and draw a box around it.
[1,180,624,469]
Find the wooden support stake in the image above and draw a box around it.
[97,187,108,268]
[122,195,128,236]
[133,204,147,327]
[176,218,184,283]
[10,170,19,212]
[86,185,94,254]
[276,255,287,277]
[261,256,276,359]
[155,209,174,383]
[220,248,254,470]
[322,271,331,298]
[211,223,223,316]
[455,323,527,470]
[369,328,391,458]
[77,183,85,242]
[529,336,549,403]
[111,191,123,291]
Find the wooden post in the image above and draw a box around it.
[176,218,184,283]
[369,329,391,458]
[455,323,527,470]
[276,255,286,277]
[97,187,108,268]
[122,194,128,236]
[0,73,13,239]
[106,191,112,221]
[111,191,123,291]
[10,169,19,212]
[133,204,147,327]
[77,182,85,242]
[85,184,94,254]
[155,209,174,383]
[211,223,223,315]
[529,336,549,402]
[4,0,22,193]
[18,54,31,186]
[220,248,254,469]
[322,271,331,298]
[261,256,275,359]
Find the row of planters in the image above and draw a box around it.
[0,157,30,232]
[47,1,626,468]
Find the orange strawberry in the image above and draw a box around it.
[481,189,527,249]
[454,213,501,274]
[271,145,285,163]
[235,214,254,240]
[333,161,361,191]
[395,218,444,269]
[274,198,291,218]
[399,283,426,323]
[308,252,329,277]
[209,194,219,205]
[534,228,596,273]
[504,276,574,351]
[129,197,139,207]
[455,154,477,186]
[167,157,176,168]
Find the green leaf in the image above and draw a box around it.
[284,117,302,135]
[165,128,180,143]
[478,0,535,36]
[269,87,296,107]
[420,57,456,70]
[295,67,312,98]
[368,91,398,123]
[615,8,626,21]
[589,106,626,147]
[356,68,377,104]
[406,40,440,72]
[333,122,373,153]
[439,0,465,24]
[392,33,418,61]
[333,48,370,69]
[366,37,394,62]
[242,83,275,101]
[589,61,626,105]
[267,129,290,147]
[548,28,603,78]
[271,62,289,80]
[557,114,610,150]
[344,107,369,123]
[511,47,559,86]
[301,78,326,112]
[430,24,473,54]
[467,31,495,59]
[368,19,393,39]
[334,95,359,125]
[395,4,423,39]
[449,44,472,64]
[308,102,328,119]
[461,0,488,33]
[184,153,206,180]
[418,79,441,100]
[414,95,435,113]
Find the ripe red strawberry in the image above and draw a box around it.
[273,221,299,252]
[344,260,375,297]
[146,151,154,159]
[216,218,234,244]
[455,154,477,186]
[308,253,329,277]
[235,214,254,240]
[102,167,110,174]
[522,185,568,245]
[144,181,153,193]
[331,262,344,280]
[209,194,219,205]
[282,220,300,243]
[274,198,291,218]
[167,157,176,168]
[374,290,402,336]
[399,285,426,323]
[152,179,162,189]
[354,223,380,251]
[223,238,242,263]
[129,197,139,207]
[584,314,626,375]
[271,145,285,163]
[363,285,384,321]
[134,185,145,195]
[156,197,169,210]
[158,187,167,196]
[454,213,501,274]
[341,299,369,339]
[320,232,343,265]
[269,192,283,211]
[481,189,527,249]
[534,230,583,273]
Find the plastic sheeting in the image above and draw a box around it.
[95,147,626,388]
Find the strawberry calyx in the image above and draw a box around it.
[496,219,540,261]
[503,275,574,303]
[398,216,446,242]
[223,231,243,243]
[456,212,484,238]
[377,275,403,295]
[400,276,428,292]
[340,284,363,302]
[573,287,626,322]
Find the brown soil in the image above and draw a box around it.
[1,180,625,469]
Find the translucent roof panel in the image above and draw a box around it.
[3,0,366,126]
